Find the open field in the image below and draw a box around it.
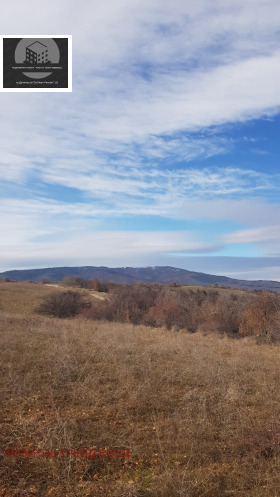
[1,283,280,496]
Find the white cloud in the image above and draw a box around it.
[220,266,280,281]
[224,225,280,257]
[0,230,222,271]
[38,167,279,222]
[2,193,280,271]
[172,256,280,282]
[176,198,280,226]
[1,1,280,157]
[226,226,280,244]
[1,0,280,274]
[1,168,277,223]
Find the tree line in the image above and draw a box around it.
[35,278,280,343]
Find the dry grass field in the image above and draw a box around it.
[1,281,280,496]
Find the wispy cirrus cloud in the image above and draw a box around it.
[39,166,279,206]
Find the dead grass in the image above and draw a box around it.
[0,281,107,316]
[1,283,280,495]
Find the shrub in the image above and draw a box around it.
[92,278,100,291]
[35,291,90,318]
[80,281,280,339]
[99,280,109,292]
[239,293,278,338]
[100,283,158,324]
[60,276,92,289]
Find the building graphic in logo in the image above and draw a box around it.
[14,38,60,79]
[26,41,49,65]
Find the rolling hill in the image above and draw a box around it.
[1,265,280,291]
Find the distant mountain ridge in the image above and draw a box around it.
[1,265,280,291]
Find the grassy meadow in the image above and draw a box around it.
[1,281,280,496]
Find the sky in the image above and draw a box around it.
[1,0,280,280]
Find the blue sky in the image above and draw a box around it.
[1,0,280,280]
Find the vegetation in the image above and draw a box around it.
[2,280,280,495]
[60,276,109,292]
[35,290,90,318]
[85,282,280,343]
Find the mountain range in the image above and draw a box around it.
[1,265,280,291]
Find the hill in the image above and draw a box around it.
[1,265,280,291]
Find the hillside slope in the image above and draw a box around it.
[1,265,280,290]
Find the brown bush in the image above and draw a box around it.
[87,283,269,336]
[239,293,278,338]
[106,282,158,324]
[35,290,90,318]
[60,276,92,289]
[92,278,101,291]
